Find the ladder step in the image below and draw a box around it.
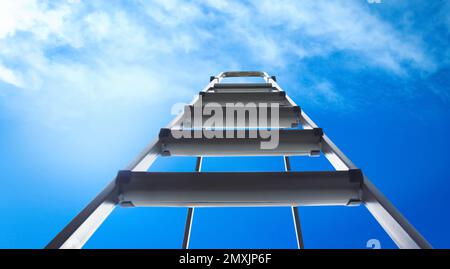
[172,105,300,129]
[197,91,291,106]
[116,170,363,207]
[159,128,323,156]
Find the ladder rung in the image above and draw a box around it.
[214,83,272,88]
[116,170,363,207]
[159,128,323,156]
[212,88,274,93]
[172,105,300,129]
[197,91,291,106]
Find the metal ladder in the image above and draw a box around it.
[46,71,431,249]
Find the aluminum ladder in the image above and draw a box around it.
[46,71,431,249]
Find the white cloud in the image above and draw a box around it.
[0,63,23,87]
[250,0,433,73]
[0,0,40,38]
[0,0,441,129]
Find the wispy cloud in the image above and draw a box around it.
[266,0,434,72]
[0,0,446,128]
[0,62,23,87]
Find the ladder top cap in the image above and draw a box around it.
[221,71,266,78]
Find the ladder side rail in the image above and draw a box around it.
[272,78,431,248]
[182,207,195,249]
[45,73,224,249]
[362,177,432,249]
[291,207,305,249]
[293,98,431,249]
[44,181,117,249]
[284,156,305,249]
[45,140,160,249]
[182,157,202,249]
[302,108,431,249]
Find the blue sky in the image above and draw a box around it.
[0,0,449,248]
